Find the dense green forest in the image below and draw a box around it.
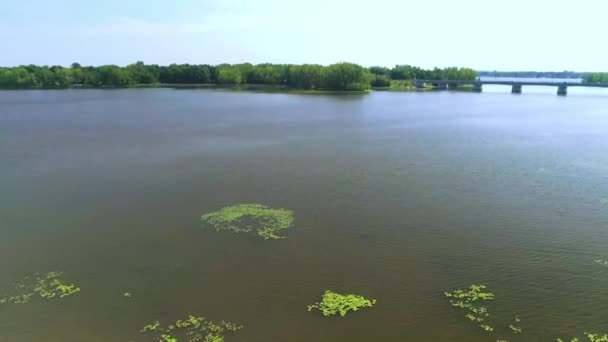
[583,73,608,83]
[0,62,477,90]
[368,65,477,88]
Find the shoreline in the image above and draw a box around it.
[0,83,370,93]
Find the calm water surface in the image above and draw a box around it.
[1,88,607,341]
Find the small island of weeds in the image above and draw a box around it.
[0,271,80,304]
[444,284,495,332]
[140,314,242,342]
[558,333,608,342]
[307,290,376,317]
[445,284,530,341]
[201,203,294,240]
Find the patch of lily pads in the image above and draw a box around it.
[201,203,294,240]
[0,271,80,304]
[307,290,376,317]
[140,314,242,342]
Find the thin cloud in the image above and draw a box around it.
[90,14,291,36]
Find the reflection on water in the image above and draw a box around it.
[0,88,607,341]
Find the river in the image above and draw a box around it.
[1,88,607,341]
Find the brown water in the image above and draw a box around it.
[0,88,607,342]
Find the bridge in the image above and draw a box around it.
[414,79,608,96]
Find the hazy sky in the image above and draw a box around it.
[1,0,606,71]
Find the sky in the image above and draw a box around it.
[1,0,606,71]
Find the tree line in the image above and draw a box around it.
[368,65,477,87]
[0,62,478,90]
[583,73,608,83]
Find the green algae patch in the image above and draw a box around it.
[201,203,294,240]
[140,315,242,342]
[444,284,494,333]
[307,290,376,317]
[0,271,80,304]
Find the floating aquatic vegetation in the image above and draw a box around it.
[444,284,495,333]
[445,285,527,338]
[480,324,494,332]
[160,334,177,342]
[307,290,376,317]
[508,316,522,334]
[587,333,608,342]
[509,324,522,334]
[444,284,495,303]
[140,315,242,342]
[466,313,483,322]
[124,292,132,298]
[594,259,608,267]
[201,204,294,240]
[0,272,80,304]
[557,333,608,342]
[142,321,162,332]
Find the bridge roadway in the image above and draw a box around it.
[414,79,608,95]
[418,79,608,87]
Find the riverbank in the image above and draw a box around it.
[372,80,420,91]
[0,83,372,93]
[0,82,478,93]
[157,83,371,94]
[372,81,474,92]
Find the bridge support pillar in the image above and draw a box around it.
[435,82,448,90]
[472,81,483,92]
[557,83,567,96]
[512,83,522,94]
